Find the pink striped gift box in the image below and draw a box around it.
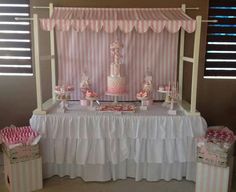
[4,153,43,192]
[195,158,234,192]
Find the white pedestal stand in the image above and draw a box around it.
[57,100,68,113]
[157,90,171,106]
[86,97,97,110]
[137,97,148,110]
[105,92,126,103]
[168,98,177,115]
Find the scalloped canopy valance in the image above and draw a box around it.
[40,7,196,33]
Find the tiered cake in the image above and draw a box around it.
[107,41,126,94]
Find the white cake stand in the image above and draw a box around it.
[137,96,149,110]
[57,99,68,113]
[85,96,98,109]
[105,92,126,103]
[157,90,171,105]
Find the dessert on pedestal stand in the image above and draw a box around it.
[99,40,136,113]
[85,90,98,110]
[157,90,171,105]
[157,83,171,106]
[168,98,176,115]
[105,40,126,103]
[59,99,67,112]
[54,85,74,113]
[157,82,179,115]
[86,97,97,108]
[136,68,153,110]
[80,71,90,106]
[137,94,149,110]
[143,67,153,100]
[167,82,179,115]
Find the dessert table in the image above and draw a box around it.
[30,102,207,182]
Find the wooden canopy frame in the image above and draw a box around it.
[31,3,208,116]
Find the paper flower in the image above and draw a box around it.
[54,85,74,100]
[110,40,123,64]
[137,90,149,99]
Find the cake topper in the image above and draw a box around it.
[54,85,74,112]
[110,40,123,65]
[110,40,123,77]
[80,71,90,99]
[143,66,153,93]
[106,40,126,103]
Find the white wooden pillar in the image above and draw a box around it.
[33,14,43,112]
[49,3,56,100]
[178,4,186,100]
[190,16,202,113]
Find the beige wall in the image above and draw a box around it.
[0,0,235,131]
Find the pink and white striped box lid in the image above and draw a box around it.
[0,126,39,146]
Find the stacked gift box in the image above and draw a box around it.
[196,126,235,167]
[0,126,41,163]
[195,127,235,192]
[0,125,42,192]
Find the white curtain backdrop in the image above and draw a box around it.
[56,29,179,100]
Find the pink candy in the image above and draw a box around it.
[0,126,39,145]
[206,127,236,144]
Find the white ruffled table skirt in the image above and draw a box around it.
[30,102,207,182]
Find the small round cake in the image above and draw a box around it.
[107,76,126,94]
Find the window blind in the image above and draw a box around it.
[0,0,32,76]
[205,0,236,78]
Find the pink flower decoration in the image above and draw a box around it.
[137,90,148,98]
[86,90,98,98]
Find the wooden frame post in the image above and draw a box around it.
[32,4,59,114]
[49,3,56,100]
[190,16,202,113]
[178,4,186,100]
[178,4,203,115]
[33,14,44,114]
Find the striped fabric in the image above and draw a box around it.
[4,154,43,192]
[56,29,179,100]
[40,7,196,33]
[195,162,233,192]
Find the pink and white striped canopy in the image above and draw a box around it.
[40,7,196,33]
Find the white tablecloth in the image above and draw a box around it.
[30,102,207,181]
